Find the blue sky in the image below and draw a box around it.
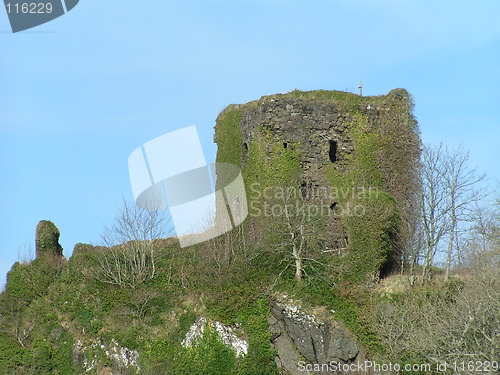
[1,0,499,288]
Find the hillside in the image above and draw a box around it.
[0,89,498,375]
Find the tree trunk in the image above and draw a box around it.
[444,212,456,282]
[292,243,302,282]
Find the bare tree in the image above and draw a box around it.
[283,194,307,282]
[263,184,325,284]
[402,217,425,285]
[459,202,499,269]
[419,143,485,281]
[95,199,173,288]
[440,145,486,281]
[420,143,450,280]
[16,242,34,265]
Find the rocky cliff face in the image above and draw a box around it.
[269,296,369,375]
[179,296,369,375]
[72,337,140,374]
[182,317,249,357]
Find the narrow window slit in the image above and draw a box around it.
[329,140,338,163]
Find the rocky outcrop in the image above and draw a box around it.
[73,338,140,374]
[35,220,63,258]
[182,317,249,357]
[181,301,365,375]
[269,296,369,375]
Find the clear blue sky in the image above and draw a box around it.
[1,1,499,289]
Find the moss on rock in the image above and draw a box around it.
[35,220,63,259]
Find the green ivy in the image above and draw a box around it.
[215,107,243,167]
[236,298,279,375]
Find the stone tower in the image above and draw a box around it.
[214,88,421,280]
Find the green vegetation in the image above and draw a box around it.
[251,130,301,183]
[345,191,399,283]
[2,89,495,374]
[215,107,243,167]
[324,112,400,284]
[0,229,282,374]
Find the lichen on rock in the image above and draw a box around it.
[269,296,364,375]
[182,317,249,357]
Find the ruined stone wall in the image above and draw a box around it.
[239,98,355,183]
[236,89,416,190]
[35,220,63,259]
[214,88,420,278]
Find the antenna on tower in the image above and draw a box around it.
[358,81,363,96]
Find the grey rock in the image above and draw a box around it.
[328,325,359,362]
[269,297,363,375]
